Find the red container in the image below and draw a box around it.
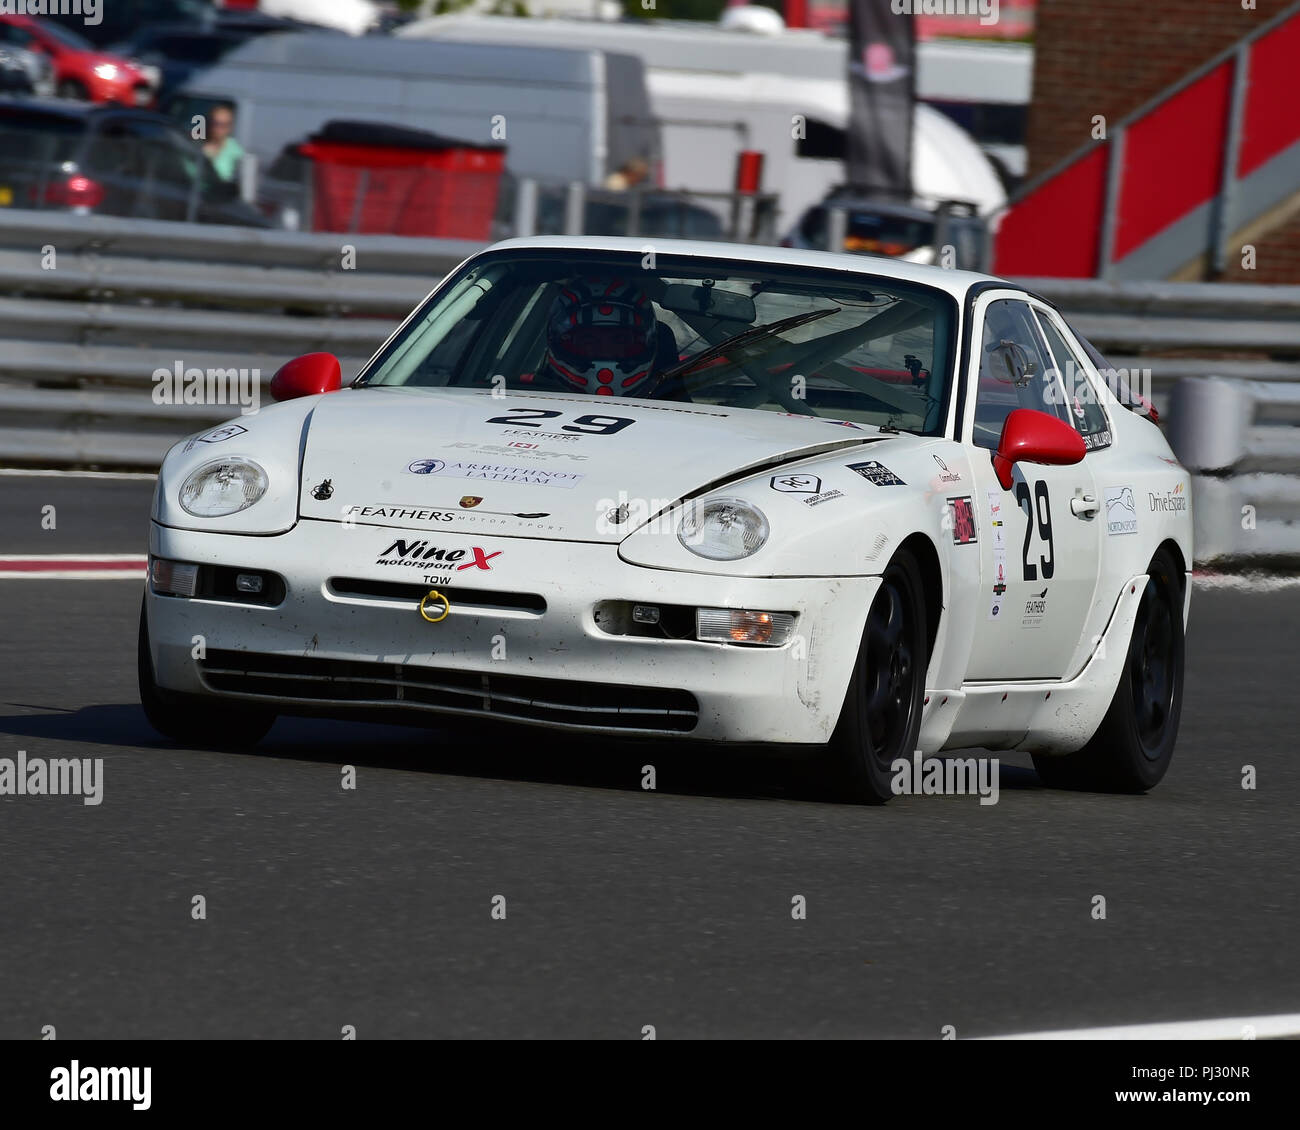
[297,137,505,240]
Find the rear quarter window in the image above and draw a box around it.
[0,112,87,164]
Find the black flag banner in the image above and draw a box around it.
[846,0,916,199]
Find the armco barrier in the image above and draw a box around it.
[1167,377,1300,563]
[4,212,1300,565]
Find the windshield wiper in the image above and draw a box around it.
[657,307,841,384]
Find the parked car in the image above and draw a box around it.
[40,0,215,49]
[784,191,988,271]
[0,14,158,105]
[0,41,53,97]
[0,99,270,226]
[107,26,256,101]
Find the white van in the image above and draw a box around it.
[173,31,660,186]
[399,15,1012,226]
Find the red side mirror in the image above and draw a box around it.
[270,353,342,402]
[992,408,1087,489]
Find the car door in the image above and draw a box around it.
[961,292,1102,681]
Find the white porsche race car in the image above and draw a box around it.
[140,237,1192,802]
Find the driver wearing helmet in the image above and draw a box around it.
[540,276,670,398]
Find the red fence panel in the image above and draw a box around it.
[1237,12,1300,177]
[1112,61,1232,261]
[992,146,1108,278]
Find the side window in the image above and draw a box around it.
[1032,308,1112,451]
[970,298,1071,450]
[0,24,35,48]
[121,119,197,190]
[83,121,144,179]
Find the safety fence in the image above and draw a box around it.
[2,210,1300,563]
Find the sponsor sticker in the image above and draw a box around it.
[407,460,584,488]
[802,488,845,507]
[1148,483,1188,514]
[932,454,962,484]
[1105,485,1138,535]
[198,424,247,443]
[376,539,501,574]
[948,496,977,545]
[450,441,588,463]
[848,460,905,486]
[346,505,456,523]
[501,429,584,443]
[770,473,822,494]
[1022,586,1049,629]
[183,423,248,451]
[987,487,1008,620]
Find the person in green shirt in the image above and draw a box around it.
[202,102,245,182]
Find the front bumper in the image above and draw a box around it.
[146,519,879,745]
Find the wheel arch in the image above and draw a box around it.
[1155,538,1187,589]
[898,532,942,660]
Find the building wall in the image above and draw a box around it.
[1026,0,1294,180]
[1027,0,1300,281]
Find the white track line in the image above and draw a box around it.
[0,468,155,480]
[984,1013,1300,1040]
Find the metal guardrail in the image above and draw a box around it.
[2,212,1300,565]
[1167,377,1300,563]
[1020,278,1300,417]
[0,210,475,465]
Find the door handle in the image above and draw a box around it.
[1070,492,1099,517]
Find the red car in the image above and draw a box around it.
[0,14,157,105]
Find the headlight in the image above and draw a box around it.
[677,496,769,561]
[92,63,120,80]
[179,458,268,518]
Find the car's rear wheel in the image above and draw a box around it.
[827,548,927,804]
[56,79,88,100]
[1032,547,1184,792]
[138,599,275,749]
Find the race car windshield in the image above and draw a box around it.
[360,250,958,435]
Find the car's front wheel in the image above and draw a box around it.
[137,599,275,749]
[827,548,927,804]
[1032,547,1184,792]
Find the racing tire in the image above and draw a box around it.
[1032,547,1184,792]
[137,599,275,750]
[56,79,89,101]
[827,548,927,804]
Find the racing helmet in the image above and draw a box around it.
[543,277,659,397]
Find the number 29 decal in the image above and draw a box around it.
[486,408,634,435]
[1015,480,1054,581]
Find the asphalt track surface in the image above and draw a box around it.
[1,476,1298,1038]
